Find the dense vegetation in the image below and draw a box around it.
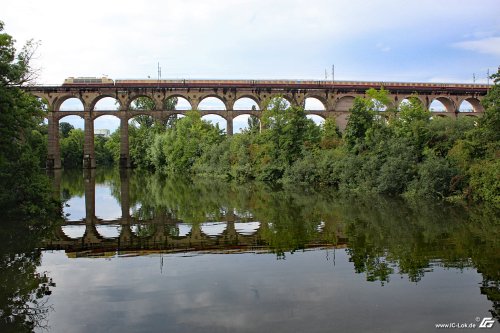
[0,21,60,333]
[83,76,499,206]
[0,21,60,219]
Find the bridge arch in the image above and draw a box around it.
[233,113,261,133]
[458,97,484,113]
[164,95,192,110]
[91,95,120,111]
[263,95,292,110]
[201,113,227,132]
[95,225,122,239]
[397,95,425,109]
[306,114,326,125]
[335,95,356,112]
[429,96,455,113]
[198,96,227,111]
[304,97,327,111]
[93,114,119,164]
[58,96,85,112]
[61,225,86,240]
[234,96,261,111]
[128,95,156,110]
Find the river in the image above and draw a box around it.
[1,168,499,332]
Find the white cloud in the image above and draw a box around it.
[453,37,500,56]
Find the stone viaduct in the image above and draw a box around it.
[23,80,489,169]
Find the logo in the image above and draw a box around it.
[479,317,495,329]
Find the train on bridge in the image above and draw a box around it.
[62,77,490,93]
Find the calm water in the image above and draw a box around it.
[2,169,499,332]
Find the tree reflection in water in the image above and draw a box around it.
[53,168,500,324]
[0,191,61,332]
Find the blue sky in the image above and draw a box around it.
[3,0,499,131]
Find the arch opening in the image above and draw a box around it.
[94,114,120,167]
[60,97,84,111]
[398,96,423,110]
[130,96,156,111]
[95,225,122,239]
[170,223,192,237]
[235,222,261,235]
[165,96,191,111]
[304,97,326,111]
[201,222,227,238]
[459,100,473,113]
[429,99,447,112]
[430,97,454,113]
[59,115,85,168]
[61,225,86,239]
[234,97,260,111]
[266,96,291,110]
[306,114,325,126]
[198,97,226,110]
[233,114,260,134]
[93,97,120,111]
[459,98,483,113]
[201,114,227,133]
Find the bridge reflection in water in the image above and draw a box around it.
[46,169,346,256]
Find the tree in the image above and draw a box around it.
[152,110,225,174]
[59,121,74,138]
[60,129,84,168]
[0,21,39,86]
[247,114,260,134]
[343,97,375,152]
[260,97,320,173]
[0,21,60,218]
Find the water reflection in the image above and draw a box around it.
[47,169,500,326]
[0,192,60,332]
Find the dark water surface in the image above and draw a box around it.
[2,169,499,332]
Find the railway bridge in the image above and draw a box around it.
[24,79,489,169]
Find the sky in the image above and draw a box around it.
[3,0,500,131]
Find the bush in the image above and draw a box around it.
[468,159,500,206]
[405,154,458,200]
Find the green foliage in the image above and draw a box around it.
[405,153,458,199]
[59,121,74,138]
[366,87,391,111]
[0,21,60,219]
[246,114,260,134]
[60,129,84,168]
[468,159,500,205]
[103,128,121,163]
[94,135,114,166]
[343,97,375,152]
[320,117,341,149]
[151,111,225,174]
